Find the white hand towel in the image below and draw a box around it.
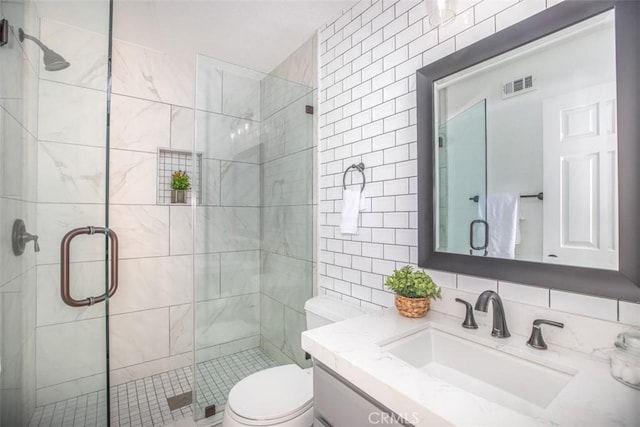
[359,190,369,212]
[341,187,361,235]
[485,193,520,259]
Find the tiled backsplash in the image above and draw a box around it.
[428,274,637,358]
[316,0,640,330]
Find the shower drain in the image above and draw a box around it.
[167,391,193,411]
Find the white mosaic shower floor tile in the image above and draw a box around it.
[28,348,279,427]
[194,348,279,412]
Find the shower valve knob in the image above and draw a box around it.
[12,219,40,255]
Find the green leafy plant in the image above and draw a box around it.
[171,170,190,191]
[384,266,442,299]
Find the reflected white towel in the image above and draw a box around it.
[483,193,520,259]
[341,188,361,234]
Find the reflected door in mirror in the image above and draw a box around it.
[542,82,618,270]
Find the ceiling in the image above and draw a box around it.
[34,0,359,73]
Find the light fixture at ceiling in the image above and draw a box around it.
[425,0,456,27]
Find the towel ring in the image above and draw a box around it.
[343,163,366,191]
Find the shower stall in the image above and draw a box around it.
[0,0,316,425]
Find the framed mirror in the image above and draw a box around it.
[417,0,640,302]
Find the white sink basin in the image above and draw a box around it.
[382,327,575,417]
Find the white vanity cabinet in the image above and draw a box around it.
[313,362,411,427]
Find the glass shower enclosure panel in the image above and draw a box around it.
[193,54,314,421]
[436,100,487,255]
[0,0,113,425]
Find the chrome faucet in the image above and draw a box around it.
[474,290,510,338]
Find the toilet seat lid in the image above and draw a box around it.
[227,364,313,422]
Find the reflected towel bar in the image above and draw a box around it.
[469,192,543,203]
[60,226,119,307]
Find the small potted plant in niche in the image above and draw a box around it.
[385,265,442,318]
[171,170,190,204]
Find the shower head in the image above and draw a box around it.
[41,48,70,71]
[18,28,70,71]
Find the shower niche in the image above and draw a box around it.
[157,148,203,205]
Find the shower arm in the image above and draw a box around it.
[18,29,49,52]
[17,27,70,71]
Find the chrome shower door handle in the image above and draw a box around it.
[60,226,119,307]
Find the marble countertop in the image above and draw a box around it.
[301,308,639,427]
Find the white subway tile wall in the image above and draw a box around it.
[498,281,549,308]
[618,302,640,328]
[317,0,640,325]
[457,275,497,294]
[550,290,618,323]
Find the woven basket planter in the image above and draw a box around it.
[395,295,431,318]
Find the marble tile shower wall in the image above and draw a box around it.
[193,55,264,364]
[0,0,39,423]
[316,0,640,345]
[259,38,316,366]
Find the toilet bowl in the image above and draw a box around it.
[223,365,313,427]
[222,295,368,427]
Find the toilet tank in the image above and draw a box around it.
[304,295,369,330]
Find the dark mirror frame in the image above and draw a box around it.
[417,0,640,302]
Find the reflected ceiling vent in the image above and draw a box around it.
[502,75,535,99]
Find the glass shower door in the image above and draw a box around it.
[192,53,314,421]
[0,0,113,425]
[436,99,487,255]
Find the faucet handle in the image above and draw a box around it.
[21,231,40,252]
[527,319,564,350]
[455,298,478,329]
[30,234,40,252]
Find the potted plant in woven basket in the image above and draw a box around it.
[385,265,442,318]
[171,170,190,203]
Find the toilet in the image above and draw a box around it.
[222,295,369,427]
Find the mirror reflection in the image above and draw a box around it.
[434,10,618,270]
